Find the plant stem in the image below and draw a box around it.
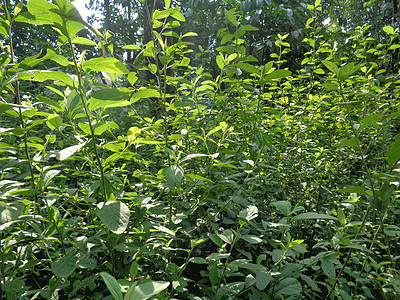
[67,38,108,202]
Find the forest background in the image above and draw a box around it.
[1,0,400,299]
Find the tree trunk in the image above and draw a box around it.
[104,0,111,31]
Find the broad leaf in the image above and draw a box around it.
[271,201,291,216]
[255,271,271,290]
[338,186,372,196]
[125,280,170,300]
[238,205,259,223]
[388,138,400,166]
[166,166,184,189]
[264,69,291,79]
[83,57,129,74]
[89,88,132,110]
[321,259,336,280]
[96,201,130,234]
[131,89,161,100]
[209,266,219,286]
[225,8,237,27]
[5,70,75,87]
[57,143,86,160]
[51,256,79,278]
[127,127,141,143]
[291,212,338,221]
[236,62,260,75]
[322,60,339,75]
[338,63,360,81]
[275,278,302,295]
[100,272,123,300]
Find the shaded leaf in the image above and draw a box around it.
[100,272,123,300]
[125,280,169,300]
[96,201,130,234]
[51,256,79,278]
[291,212,337,221]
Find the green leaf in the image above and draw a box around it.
[235,62,260,75]
[321,259,336,280]
[83,57,129,74]
[89,88,132,110]
[0,103,13,115]
[221,33,234,45]
[127,126,141,143]
[131,89,161,100]
[185,173,213,183]
[128,72,138,86]
[153,9,174,20]
[72,37,96,46]
[238,205,259,222]
[47,113,62,130]
[123,44,141,50]
[255,271,271,290]
[240,25,259,31]
[166,166,184,189]
[225,8,237,27]
[209,266,219,286]
[337,208,347,226]
[264,69,291,79]
[241,235,262,244]
[51,256,79,278]
[100,272,123,300]
[338,186,371,196]
[288,239,304,248]
[209,233,224,247]
[338,63,360,81]
[383,26,394,34]
[275,278,302,295]
[171,11,185,22]
[130,261,138,281]
[334,137,359,147]
[390,275,400,293]
[291,212,338,221]
[43,169,61,188]
[6,70,75,87]
[181,32,198,38]
[218,229,234,244]
[271,201,291,216]
[14,2,23,15]
[389,44,400,50]
[26,0,57,25]
[161,31,179,38]
[125,280,170,300]
[0,202,24,223]
[321,60,339,75]
[216,54,224,70]
[322,82,338,91]
[359,114,382,130]
[388,138,400,165]
[57,143,86,160]
[164,0,171,9]
[78,122,108,136]
[96,201,130,234]
[180,153,216,163]
[27,0,85,38]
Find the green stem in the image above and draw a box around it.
[67,38,108,202]
[5,2,41,216]
[324,206,371,300]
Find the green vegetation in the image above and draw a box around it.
[0,0,399,299]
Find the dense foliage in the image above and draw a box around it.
[0,0,400,299]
